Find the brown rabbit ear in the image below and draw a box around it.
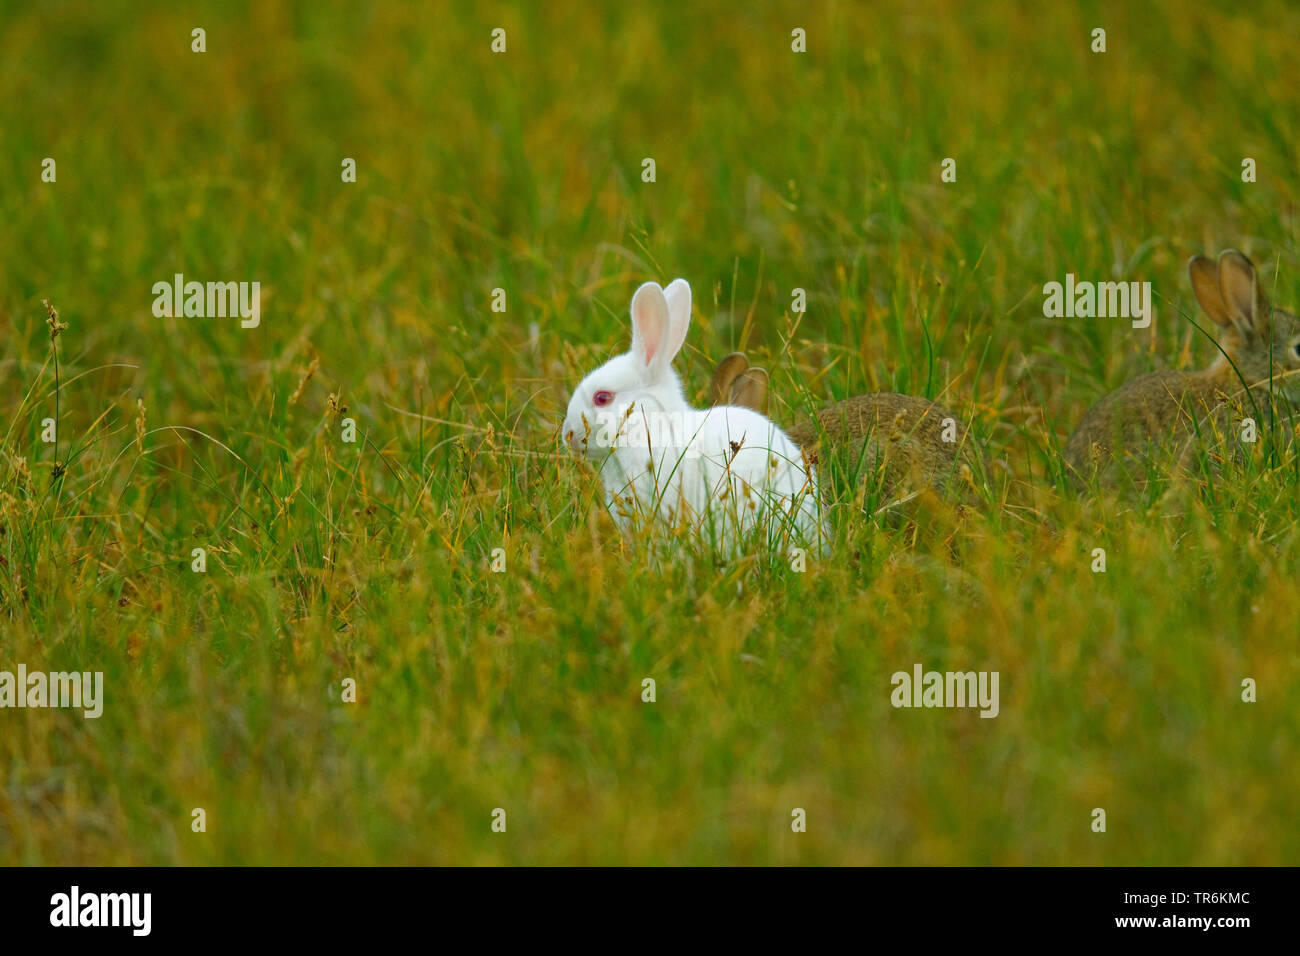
[1188,255,1232,328]
[710,352,750,406]
[730,367,769,414]
[1218,249,1270,338]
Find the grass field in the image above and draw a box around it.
[2,0,1298,865]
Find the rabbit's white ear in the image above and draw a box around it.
[1218,250,1269,337]
[663,278,692,362]
[630,281,673,374]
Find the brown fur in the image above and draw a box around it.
[1064,250,1300,488]
[709,351,770,414]
[709,353,978,497]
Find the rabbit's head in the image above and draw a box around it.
[563,279,693,461]
[709,351,770,414]
[1190,249,1300,401]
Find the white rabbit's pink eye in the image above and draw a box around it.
[594,390,614,407]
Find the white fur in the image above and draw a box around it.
[563,279,824,552]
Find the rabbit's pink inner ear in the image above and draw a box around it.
[630,282,670,368]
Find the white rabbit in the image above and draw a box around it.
[562,279,824,554]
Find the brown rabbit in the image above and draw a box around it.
[1064,250,1300,487]
[709,352,977,497]
[709,351,771,415]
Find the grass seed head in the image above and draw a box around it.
[135,398,147,454]
[289,356,320,405]
[43,298,68,341]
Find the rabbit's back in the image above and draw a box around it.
[691,406,812,498]
[787,393,972,493]
[642,406,823,546]
[1063,370,1227,485]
